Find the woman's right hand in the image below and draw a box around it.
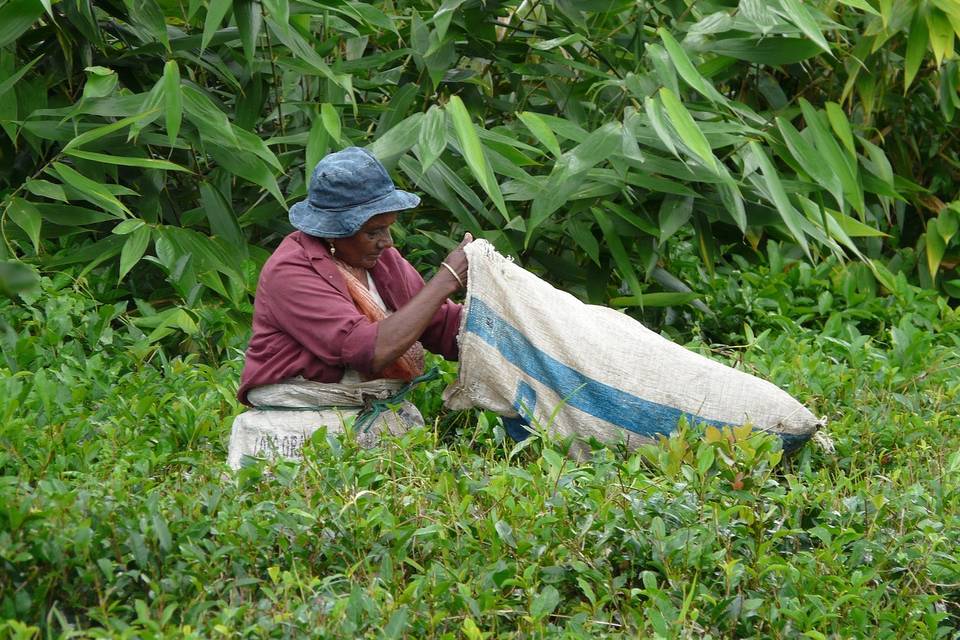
[439,232,473,292]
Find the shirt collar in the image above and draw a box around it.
[295,231,332,262]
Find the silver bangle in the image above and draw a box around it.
[440,261,464,288]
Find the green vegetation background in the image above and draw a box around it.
[1,0,960,637]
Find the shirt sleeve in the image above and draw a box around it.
[392,256,463,360]
[261,259,380,376]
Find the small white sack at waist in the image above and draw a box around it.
[227,377,423,470]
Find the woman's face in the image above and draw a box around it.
[331,212,397,269]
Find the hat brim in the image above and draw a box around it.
[289,189,421,238]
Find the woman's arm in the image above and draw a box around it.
[371,233,471,373]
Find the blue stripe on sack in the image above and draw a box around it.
[466,297,810,447]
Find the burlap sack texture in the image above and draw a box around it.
[444,240,822,456]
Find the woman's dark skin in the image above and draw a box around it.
[328,212,472,373]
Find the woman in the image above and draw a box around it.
[231,147,470,461]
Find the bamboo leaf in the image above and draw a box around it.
[202,0,233,53]
[207,145,285,208]
[321,102,341,144]
[199,182,246,251]
[63,110,160,151]
[610,292,702,307]
[306,114,330,184]
[182,84,238,148]
[593,207,644,299]
[118,225,152,281]
[827,208,889,237]
[659,88,718,172]
[657,28,728,104]
[446,96,508,221]
[234,0,263,65]
[777,0,832,55]
[112,219,145,235]
[643,96,680,160]
[905,8,929,91]
[51,162,131,217]
[517,111,562,157]
[703,38,822,64]
[0,54,42,101]
[163,60,182,145]
[367,112,423,163]
[747,142,811,258]
[798,99,864,215]
[0,0,45,48]
[417,105,447,172]
[64,149,190,172]
[837,0,880,16]
[927,9,954,66]
[925,231,946,277]
[825,102,856,156]
[658,195,694,245]
[6,197,42,252]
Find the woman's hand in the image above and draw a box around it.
[369,232,472,373]
[438,233,473,294]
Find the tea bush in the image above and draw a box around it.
[2,262,958,638]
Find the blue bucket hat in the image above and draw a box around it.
[289,147,420,238]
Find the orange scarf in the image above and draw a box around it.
[333,259,425,381]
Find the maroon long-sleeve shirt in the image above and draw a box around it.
[238,231,462,404]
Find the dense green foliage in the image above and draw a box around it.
[3,0,960,637]
[2,256,959,637]
[2,0,960,315]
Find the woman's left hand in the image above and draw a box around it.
[439,233,473,293]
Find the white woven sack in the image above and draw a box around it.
[227,378,423,469]
[443,240,821,453]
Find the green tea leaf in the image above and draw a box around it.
[530,586,560,621]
